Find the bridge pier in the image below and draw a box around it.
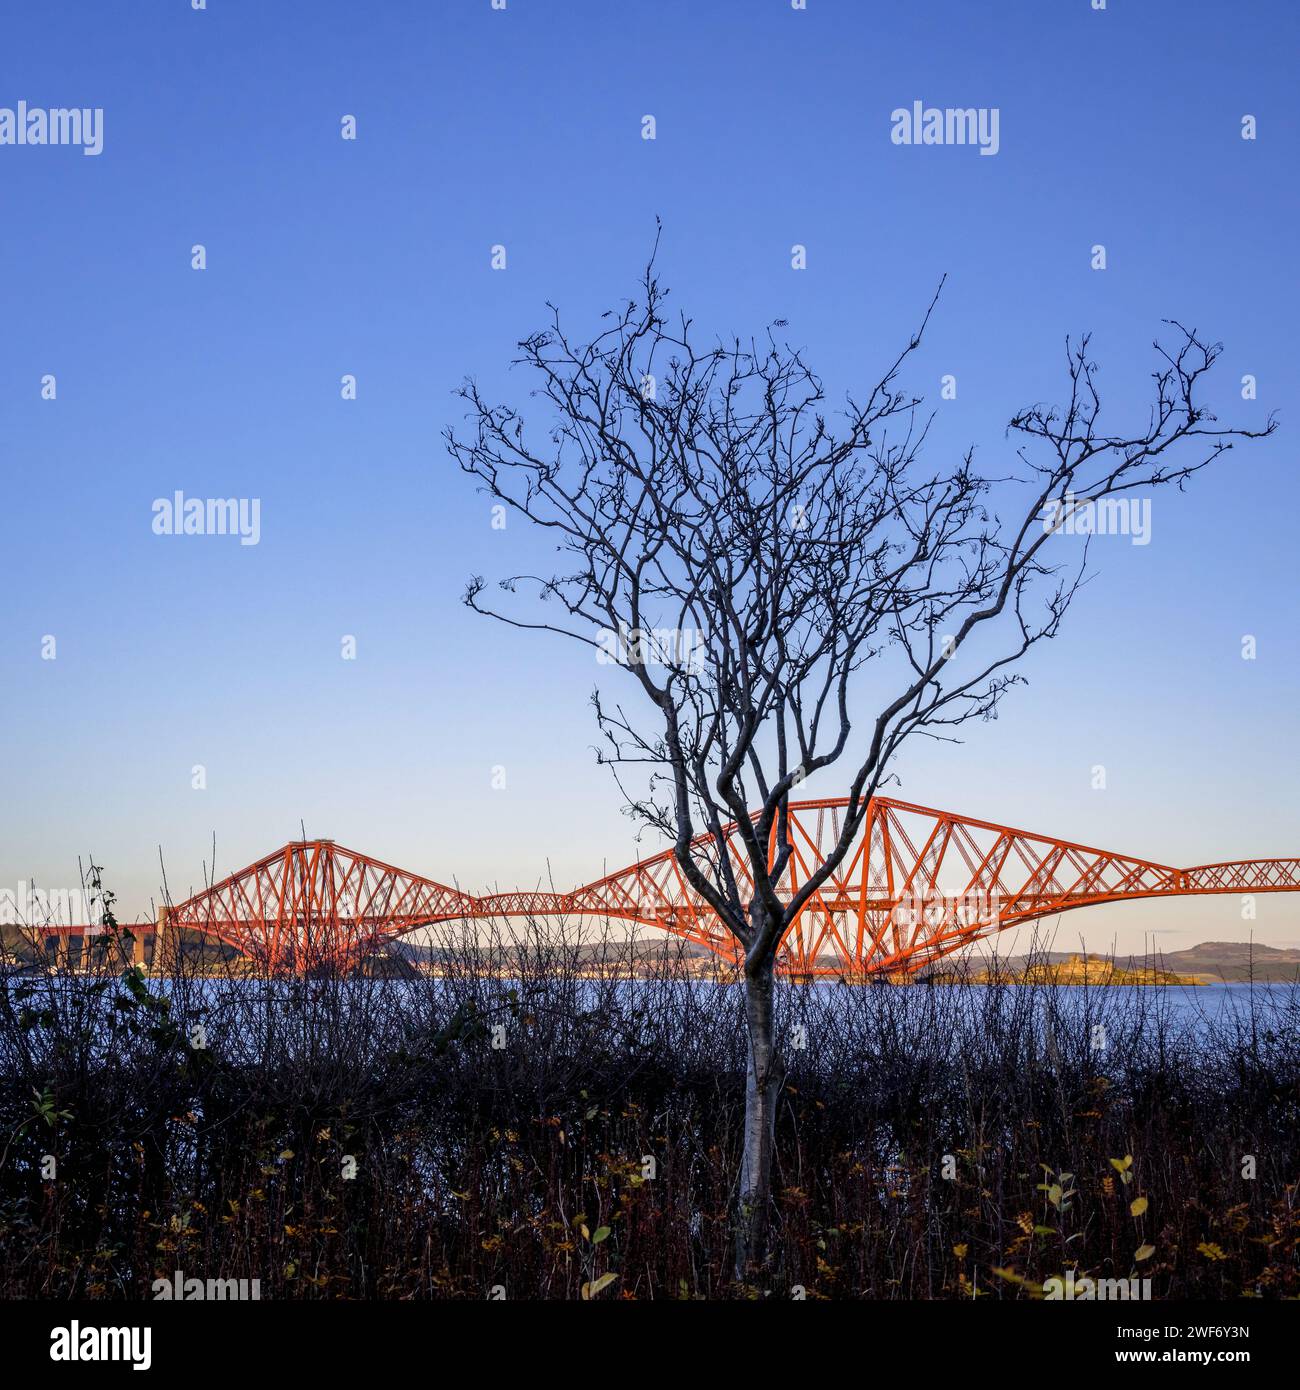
[150,908,173,973]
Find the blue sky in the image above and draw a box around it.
[2,0,1297,955]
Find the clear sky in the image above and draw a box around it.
[2,0,1297,958]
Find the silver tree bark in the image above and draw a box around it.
[736,945,785,1280]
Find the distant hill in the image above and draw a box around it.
[1138,941,1300,984]
[948,941,1300,985]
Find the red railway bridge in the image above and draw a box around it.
[33,796,1300,977]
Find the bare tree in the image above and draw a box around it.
[445,232,1274,1281]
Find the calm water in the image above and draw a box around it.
[9,974,1298,1044]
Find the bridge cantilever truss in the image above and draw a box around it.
[157,796,1300,976]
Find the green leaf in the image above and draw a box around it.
[581,1272,618,1300]
[592,1225,610,1244]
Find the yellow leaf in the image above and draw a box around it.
[581,1272,618,1300]
[1130,1196,1148,1217]
[1135,1244,1155,1261]
[990,1266,1045,1296]
[952,1243,968,1258]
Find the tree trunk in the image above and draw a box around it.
[735,951,784,1283]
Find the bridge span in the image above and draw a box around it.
[34,796,1297,977]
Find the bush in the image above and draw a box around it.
[1,917,1297,1299]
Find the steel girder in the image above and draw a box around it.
[156,797,1300,975]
